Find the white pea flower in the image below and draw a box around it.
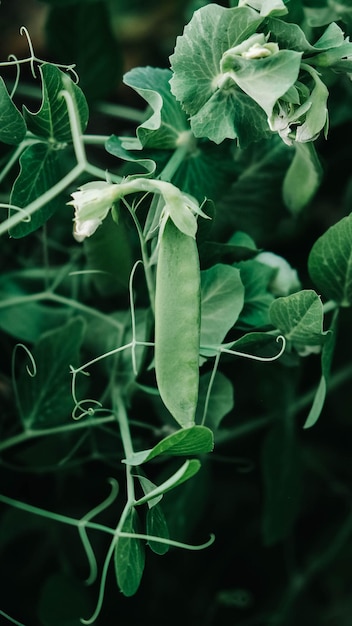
[256,251,301,296]
[68,181,121,242]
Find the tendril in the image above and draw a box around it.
[19,27,36,77]
[129,260,144,376]
[0,203,31,222]
[79,478,119,585]
[11,344,36,422]
[7,55,21,98]
[219,334,286,362]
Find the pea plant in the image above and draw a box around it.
[2,0,352,624]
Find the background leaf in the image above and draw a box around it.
[308,213,352,306]
[283,142,323,214]
[18,317,85,429]
[45,2,122,101]
[196,371,234,430]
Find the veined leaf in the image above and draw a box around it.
[269,289,327,348]
[308,213,352,306]
[124,426,214,466]
[0,77,26,144]
[23,63,88,141]
[283,142,323,214]
[235,259,275,328]
[146,505,170,555]
[115,508,145,597]
[18,317,85,429]
[9,142,71,238]
[200,264,245,350]
[170,5,268,145]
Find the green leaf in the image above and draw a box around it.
[123,67,188,149]
[135,459,201,505]
[220,331,286,359]
[9,142,71,238]
[283,143,323,214]
[136,476,163,508]
[196,371,234,430]
[308,213,352,306]
[269,289,327,348]
[200,264,245,350]
[46,3,122,101]
[18,317,85,429]
[262,419,301,545]
[235,259,275,328]
[114,508,145,597]
[124,425,214,465]
[0,78,26,144]
[170,5,268,145]
[23,63,89,141]
[303,309,338,429]
[146,505,170,555]
[239,0,287,16]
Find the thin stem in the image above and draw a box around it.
[93,102,146,123]
[158,143,190,181]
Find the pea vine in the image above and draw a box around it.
[2,1,352,624]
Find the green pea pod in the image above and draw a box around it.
[155,218,200,428]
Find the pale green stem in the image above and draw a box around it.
[158,142,190,181]
[93,102,146,123]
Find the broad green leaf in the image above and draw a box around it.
[46,3,122,101]
[146,505,170,555]
[124,426,214,465]
[235,260,275,328]
[262,419,301,545]
[269,289,327,348]
[200,264,245,349]
[196,371,234,430]
[170,5,268,145]
[266,17,316,52]
[123,67,188,149]
[308,213,352,306]
[283,143,323,214]
[18,317,85,429]
[303,309,338,429]
[114,508,145,597]
[136,476,163,508]
[23,63,89,141]
[238,0,287,16]
[9,142,71,238]
[135,459,201,505]
[0,78,26,144]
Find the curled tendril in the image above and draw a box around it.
[11,343,36,423]
[71,399,104,421]
[0,204,31,222]
[19,26,36,77]
[7,54,21,98]
[220,334,286,362]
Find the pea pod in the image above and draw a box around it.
[154,218,200,428]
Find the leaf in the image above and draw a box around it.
[18,318,85,429]
[146,505,170,555]
[135,459,201,505]
[23,63,89,141]
[235,260,275,328]
[303,310,338,429]
[170,5,269,145]
[262,419,301,545]
[124,426,214,466]
[215,136,293,241]
[9,142,71,238]
[123,66,189,149]
[114,508,145,597]
[200,264,245,350]
[46,2,122,101]
[219,331,286,359]
[0,77,26,144]
[308,213,352,306]
[196,371,234,430]
[283,143,323,214]
[269,289,327,348]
